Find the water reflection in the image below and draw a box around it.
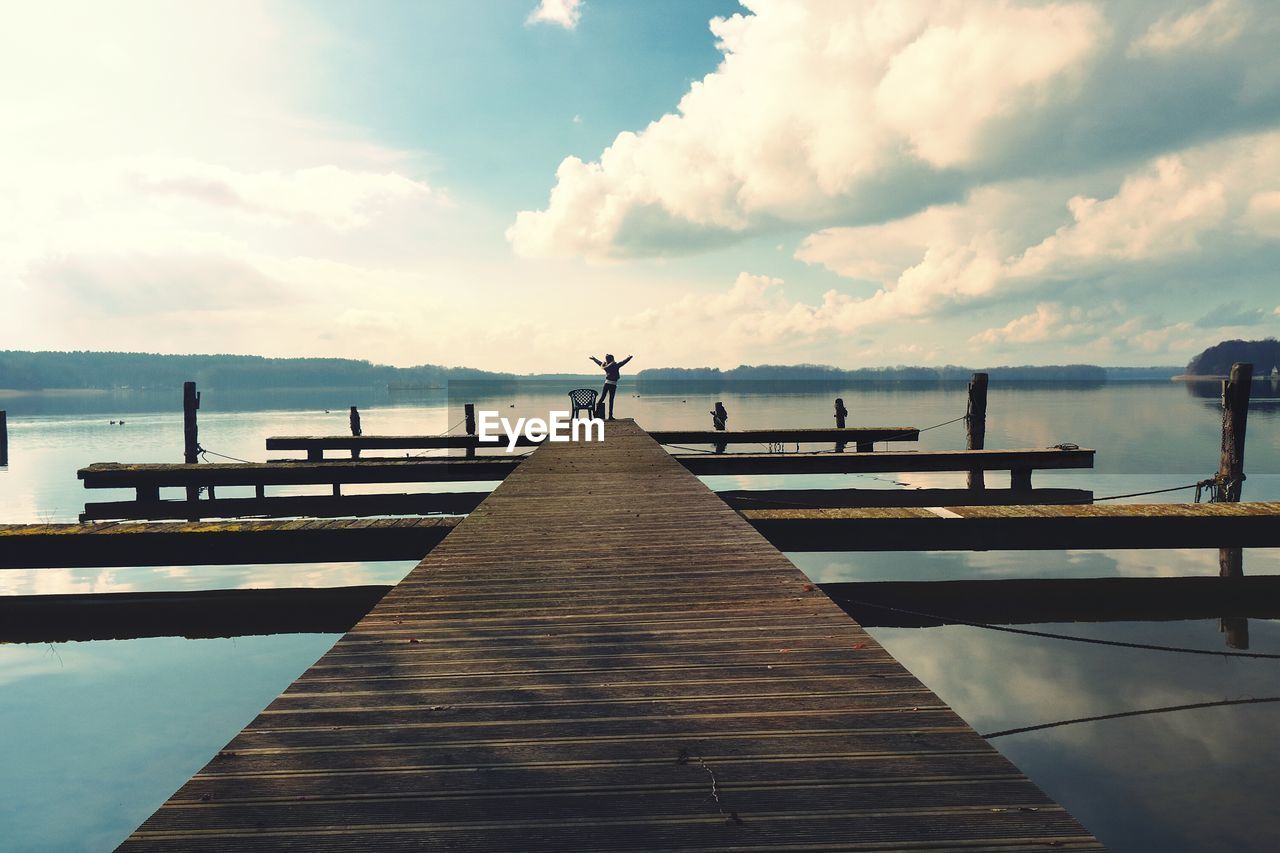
[0,633,340,852]
[870,617,1280,853]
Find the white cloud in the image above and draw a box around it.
[527,0,584,30]
[1128,0,1247,56]
[798,130,1280,328]
[509,0,1106,260]
[510,0,1280,267]
[125,159,437,230]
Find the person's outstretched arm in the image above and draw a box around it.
[589,356,603,366]
[617,355,633,368]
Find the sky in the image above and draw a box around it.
[3,0,1279,372]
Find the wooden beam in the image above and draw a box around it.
[717,487,1093,509]
[0,518,458,569]
[820,576,1280,628]
[678,446,1094,476]
[650,427,919,445]
[744,502,1280,551]
[80,491,488,522]
[79,457,521,489]
[0,586,391,643]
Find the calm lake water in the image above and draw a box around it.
[2,379,1279,851]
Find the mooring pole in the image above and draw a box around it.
[0,410,8,467]
[1218,362,1251,504]
[1218,362,1252,648]
[183,381,200,508]
[464,403,476,459]
[183,382,200,464]
[834,398,849,453]
[349,406,362,459]
[966,372,988,490]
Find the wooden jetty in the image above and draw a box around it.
[116,420,1100,851]
[0,519,456,568]
[743,502,1280,551]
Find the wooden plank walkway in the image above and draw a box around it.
[0,518,456,568]
[743,501,1280,551]
[117,419,1099,851]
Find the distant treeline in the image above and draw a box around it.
[0,351,510,391]
[1,350,1185,391]
[1185,339,1280,377]
[636,364,1178,382]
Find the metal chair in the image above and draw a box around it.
[568,388,598,420]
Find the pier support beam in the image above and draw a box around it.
[0,409,7,467]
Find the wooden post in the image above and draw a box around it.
[183,382,200,464]
[0,410,7,467]
[349,406,362,459]
[183,382,200,508]
[1218,363,1251,648]
[465,403,476,459]
[1218,362,1251,503]
[966,372,988,490]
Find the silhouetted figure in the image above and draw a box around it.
[349,406,362,459]
[711,402,729,454]
[834,397,849,453]
[589,353,633,420]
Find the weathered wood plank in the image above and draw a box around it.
[79,458,520,489]
[116,420,1098,851]
[79,491,488,522]
[678,446,1095,476]
[650,427,919,445]
[718,487,1093,509]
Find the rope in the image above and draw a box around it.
[846,597,1280,660]
[878,414,968,450]
[196,445,255,464]
[982,696,1280,739]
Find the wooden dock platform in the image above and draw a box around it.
[117,419,1099,851]
[743,502,1280,551]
